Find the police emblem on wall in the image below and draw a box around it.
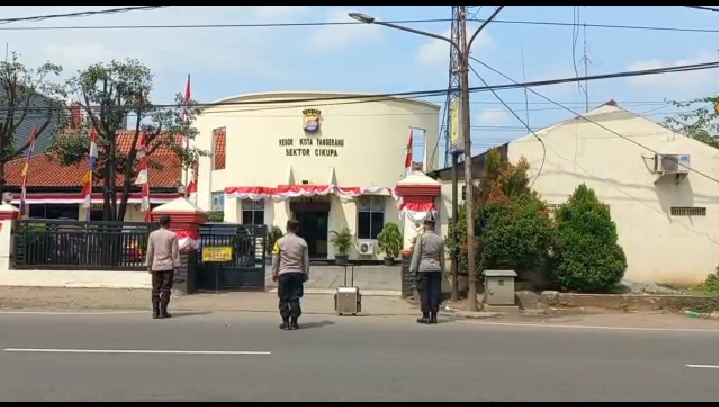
[302,108,322,133]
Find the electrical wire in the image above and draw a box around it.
[470,56,719,185]
[5,60,719,113]
[467,64,546,188]
[0,18,454,31]
[0,7,171,25]
[468,6,505,49]
[683,6,719,12]
[2,16,717,34]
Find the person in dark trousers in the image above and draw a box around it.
[271,219,310,330]
[410,212,445,324]
[145,214,180,320]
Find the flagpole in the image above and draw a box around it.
[182,74,191,198]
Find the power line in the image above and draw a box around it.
[470,56,719,185]
[0,18,453,31]
[0,7,171,25]
[3,60,719,113]
[2,16,719,33]
[468,62,546,188]
[683,6,719,12]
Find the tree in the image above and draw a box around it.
[552,184,627,292]
[46,59,208,221]
[446,148,553,279]
[664,96,719,148]
[0,52,65,196]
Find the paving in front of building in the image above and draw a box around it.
[264,265,401,295]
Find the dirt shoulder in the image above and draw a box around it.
[0,286,418,315]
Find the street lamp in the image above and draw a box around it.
[348,13,375,24]
[350,11,474,307]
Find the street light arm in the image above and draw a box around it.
[467,6,506,51]
[348,13,460,52]
[378,21,459,50]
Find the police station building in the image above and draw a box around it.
[191,91,442,261]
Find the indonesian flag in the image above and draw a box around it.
[19,125,38,216]
[135,131,151,221]
[81,128,99,218]
[180,74,191,125]
[187,160,198,205]
[404,130,413,176]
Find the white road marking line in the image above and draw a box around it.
[2,348,271,355]
[0,311,146,316]
[686,364,719,369]
[456,320,719,333]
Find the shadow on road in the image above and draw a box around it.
[167,311,214,319]
[300,320,335,329]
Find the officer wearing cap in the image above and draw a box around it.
[410,211,445,324]
[145,214,180,319]
[271,219,310,330]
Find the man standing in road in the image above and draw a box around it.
[145,214,180,320]
[411,212,445,324]
[271,219,310,330]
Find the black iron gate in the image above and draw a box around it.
[196,223,267,291]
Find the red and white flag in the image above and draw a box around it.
[135,131,151,221]
[187,160,198,206]
[404,130,414,176]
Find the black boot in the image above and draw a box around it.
[160,303,171,319]
[416,312,430,324]
[289,317,299,330]
[429,312,438,324]
[152,304,160,320]
[279,317,290,330]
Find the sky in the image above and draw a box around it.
[2,6,718,167]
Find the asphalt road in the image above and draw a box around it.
[1,311,719,402]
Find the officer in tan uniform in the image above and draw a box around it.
[145,214,180,320]
[271,219,310,330]
[410,212,445,324]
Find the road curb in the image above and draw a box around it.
[440,306,505,320]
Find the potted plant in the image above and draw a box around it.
[331,227,353,266]
[377,222,402,266]
[266,225,284,265]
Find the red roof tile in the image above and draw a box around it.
[5,131,183,188]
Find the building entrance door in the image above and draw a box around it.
[290,199,331,259]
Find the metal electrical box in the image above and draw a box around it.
[483,269,517,306]
[334,265,361,315]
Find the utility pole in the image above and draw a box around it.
[348,6,493,311]
[457,6,478,312]
[445,6,462,303]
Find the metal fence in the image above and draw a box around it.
[196,223,267,291]
[13,220,155,270]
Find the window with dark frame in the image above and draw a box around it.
[357,195,385,240]
[241,199,264,225]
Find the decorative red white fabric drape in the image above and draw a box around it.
[176,229,200,251]
[224,185,394,201]
[399,200,435,223]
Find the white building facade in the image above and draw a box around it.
[192,91,442,261]
[437,102,719,286]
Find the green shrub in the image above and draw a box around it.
[445,149,553,277]
[208,211,224,222]
[552,184,627,292]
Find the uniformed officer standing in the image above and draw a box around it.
[271,219,310,330]
[410,212,445,324]
[145,214,180,320]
